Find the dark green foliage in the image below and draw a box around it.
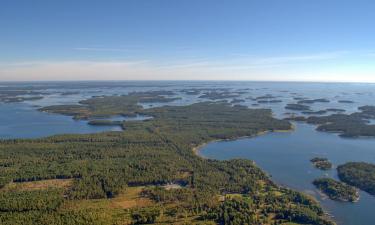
[39,92,179,119]
[305,105,375,137]
[285,104,311,111]
[302,110,327,115]
[0,210,110,225]
[297,99,330,104]
[338,100,354,103]
[203,198,257,225]
[131,208,160,224]
[276,206,334,225]
[313,178,359,202]
[199,91,240,100]
[0,90,44,103]
[337,162,375,196]
[326,108,345,113]
[258,99,282,103]
[0,96,333,224]
[0,189,63,212]
[255,94,277,100]
[310,158,332,170]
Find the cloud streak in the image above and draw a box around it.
[156,51,348,70]
[74,47,133,52]
[1,51,374,82]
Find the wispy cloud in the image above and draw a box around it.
[1,50,373,82]
[0,60,152,81]
[248,51,348,64]
[156,51,349,70]
[74,47,132,52]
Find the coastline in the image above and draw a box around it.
[191,123,339,224]
[192,124,295,157]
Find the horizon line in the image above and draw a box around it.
[0,79,374,84]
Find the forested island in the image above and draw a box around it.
[337,162,375,196]
[313,178,359,202]
[286,106,375,138]
[297,98,330,104]
[310,158,333,170]
[285,103,311,111]
[0,89,44,103]
[0,94,334,225]
[198,91,240,100]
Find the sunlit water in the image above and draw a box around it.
[1,81,375,224]
[0,103,123,139]
[200,123,375,225]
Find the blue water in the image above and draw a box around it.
[1,81,375,223]
[0,103,123,139]
[200,123,375,225]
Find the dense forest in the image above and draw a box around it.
[306,106,375,137]
[312,178,359,202]
[310,158,333,170]
[337,162,375,196]
[0,95,334,224]
[286,106,375,137]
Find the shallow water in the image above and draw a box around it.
[200,123,375,225]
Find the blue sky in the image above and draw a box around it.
[1,0,375,81]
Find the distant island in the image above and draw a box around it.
[297,98,330,104]
[310,157,333,170]
[0,93,335,225]
[338,100,355,104]
[285,103,311,111]
[286,106,375,138]
[313,178,359,202]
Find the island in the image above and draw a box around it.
[338,100,355,104]
[39,92,180,120]
[0,89,45,103]
[285,103,311,111]
[313,178,359,202]
[337,162,375,196]
[297,98,330,104]
[258,99,283,103]
[302,110,327,115]
[305,106,375,137]
[310,157,333,170]
[255,94,277,100]
[0,94,335,225]
[198,91,240,100]
[325,108,346,113]
[284,116,307,122]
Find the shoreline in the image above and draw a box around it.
[191,123,340,224]
[192,124,295,157]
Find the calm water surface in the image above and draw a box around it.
[0,103,123,139]
[1,81,375,224]
[200,123,375,225]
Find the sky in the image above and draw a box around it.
[0,0,375,82]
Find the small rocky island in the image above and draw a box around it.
[313,178,359,202]
[310,157,333,170]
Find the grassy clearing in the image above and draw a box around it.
[1,179,73,192]
[62,186,154,210]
